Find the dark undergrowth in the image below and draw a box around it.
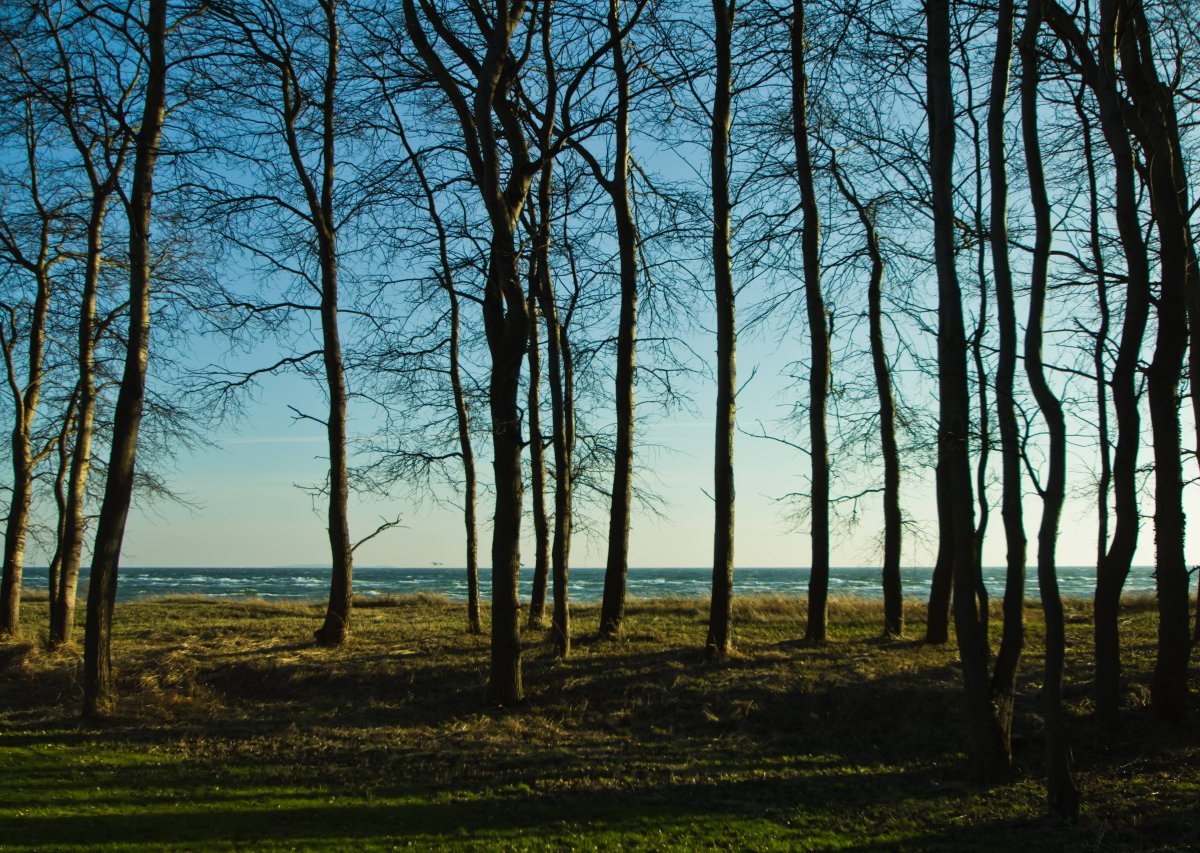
[1,592,1196,850]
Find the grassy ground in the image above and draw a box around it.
[1,591,1197,851]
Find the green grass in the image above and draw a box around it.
[1,592,1197,850]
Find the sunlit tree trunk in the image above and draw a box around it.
[706,0,736,661]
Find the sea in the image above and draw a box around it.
[21,564,1181,603]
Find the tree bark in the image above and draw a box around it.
[598,0,639,640]
[0,108,54,638]
[1044,0,1151,728]
[706,0,736,662]
[82,0,167,715]
[829,162,901,637]
[1114,0,1193,723]
[1020,3,1080,815]
[986,0,1024,757]
[928,0,1010,783]
[527,288,551,630]
[792,0,830,646]
[305,0,353,647]
[926,463,952,645]
[51,196,108,648]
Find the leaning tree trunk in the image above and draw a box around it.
[928,0,1010,783]
[82,0,167,715]
[706,0,736,662]
[792,0,831,646]
[986,0,1024,756]
[1020,4,1080,815]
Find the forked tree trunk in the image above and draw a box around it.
[51,196,109,648]
[928,0,1010,783]
[792,0,831,645]
[82,0,167,716]
[1020,4,1080,815]
[706,0,736,662]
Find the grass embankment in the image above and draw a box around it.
[1,592,1197,851]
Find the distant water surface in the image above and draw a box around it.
[22,564,1173,602]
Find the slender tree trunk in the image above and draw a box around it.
[706,0,736,662]
[928,0,1010,783]
[1044,0,1151,728]
[394,119,480,635]
[599,0,639,640]
[1020,5,1080,815]
[926,464,952,644]
[527,289,551,630]
[830,162,902,637]
[82,0,167,715]
[0,120,53,637]
[1075,86,1112,572]
[452,290,482,636]
[791,0,830,645]
[310,0,353,646]
[51,199,107,648]
[986,0,1024,756]
[46,395,77,630]
[538,190,573,659]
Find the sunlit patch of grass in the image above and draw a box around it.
[2,591,1197,850]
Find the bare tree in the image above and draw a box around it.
[83,0,168,715]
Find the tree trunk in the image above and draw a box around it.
[599,0,638,640]
[829,161,902,637]
[310,1,353,647]
[484,231,529,704]
[1020,4,1080,815]
[82,0,167,715]
[706,0,736,662]
[0,129,54,637]
[928,0,1010,783]
[46,392,78,629]
[51,198,108,648]
[527,289,551,630]
[792,0,830,646]
[926,463,952,645]
[986,0,1024,756]
[1044,0,1151,728]
[1115,1,1193,722]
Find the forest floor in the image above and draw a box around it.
[1,591,1197,851]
